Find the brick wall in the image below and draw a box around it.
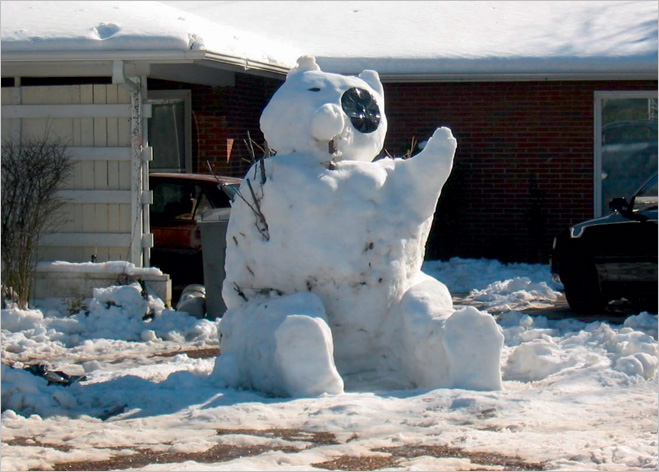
[149,74,282,177]
[382,80,657,262]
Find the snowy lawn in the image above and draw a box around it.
[1,258,657,471]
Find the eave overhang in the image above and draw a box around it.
[3,51,656,84]
[1,50,290,85]
[377,70,659,83]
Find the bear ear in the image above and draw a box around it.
[287,56,321,79]
[359,70,384,97]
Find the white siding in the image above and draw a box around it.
[1,84,151,265]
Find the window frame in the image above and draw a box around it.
[594,90,658,217]
[147,90,193,173]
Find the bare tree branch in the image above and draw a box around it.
[1,135,73,308]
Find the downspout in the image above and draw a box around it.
[112,60,141,93]
[112,60,153,267]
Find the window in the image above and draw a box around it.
[151,181,212,223]
[594,91,658,216]
[148,90,192,173]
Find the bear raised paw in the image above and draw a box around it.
[212,56,503,396]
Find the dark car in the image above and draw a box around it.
[550,172,658,314]
[149,173,241,301]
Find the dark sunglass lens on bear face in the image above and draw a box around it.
[341,88,381,133]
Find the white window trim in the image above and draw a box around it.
[593,90,658,217]
[147,90,193,173]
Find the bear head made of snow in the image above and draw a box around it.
[260,56,387,163]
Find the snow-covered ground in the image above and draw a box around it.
[2,258,656,471]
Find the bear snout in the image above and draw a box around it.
[311,103,346,143]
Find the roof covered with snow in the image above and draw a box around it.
[2,1,657,81]
[0,1,300,78]
[164,1,659,80]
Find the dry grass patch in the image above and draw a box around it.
[312,454,400,471]
[376,445,545,471]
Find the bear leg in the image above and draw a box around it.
[443,306,504,390]
[213,292,344,397]
[393,273,454,388]
[274,314,344,397]
[394,274,503,391]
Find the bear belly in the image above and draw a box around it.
[223,159,429,367]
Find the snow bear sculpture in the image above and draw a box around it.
[213,56,503,396]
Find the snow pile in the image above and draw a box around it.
[2,283,219,367]
[1,282,221,418]
[424,257,560,293]
[625,312,659,339]
[424,258,562,313]
[1,363,71,415]
[500,311,658,382]
[37,260,164,276]
[218,56,503,396]
[466,277,561,312]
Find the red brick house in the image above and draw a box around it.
[2,1,657,268]
[158,1,658,263]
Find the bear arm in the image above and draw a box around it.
[386,127,457,221]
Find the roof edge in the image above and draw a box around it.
[1,50,291,79]
[378,70,659,83]
[201,52,290,76]
[1,50,206,64]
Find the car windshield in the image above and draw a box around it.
[633,173,658,210]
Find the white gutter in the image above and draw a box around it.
[317,56,659,83]
[5,50,654,82]
[377,70,659,83]
[1,50,291,77]
[202,51,290,76]
[1,50,207,64]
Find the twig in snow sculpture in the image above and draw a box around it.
[243,131,270,185]
[207,133,272,241]
[232,132,271,241]
[241,178,269,241]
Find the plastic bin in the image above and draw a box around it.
[198,208,231,318]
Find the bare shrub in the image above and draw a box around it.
[1,136,73,308]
